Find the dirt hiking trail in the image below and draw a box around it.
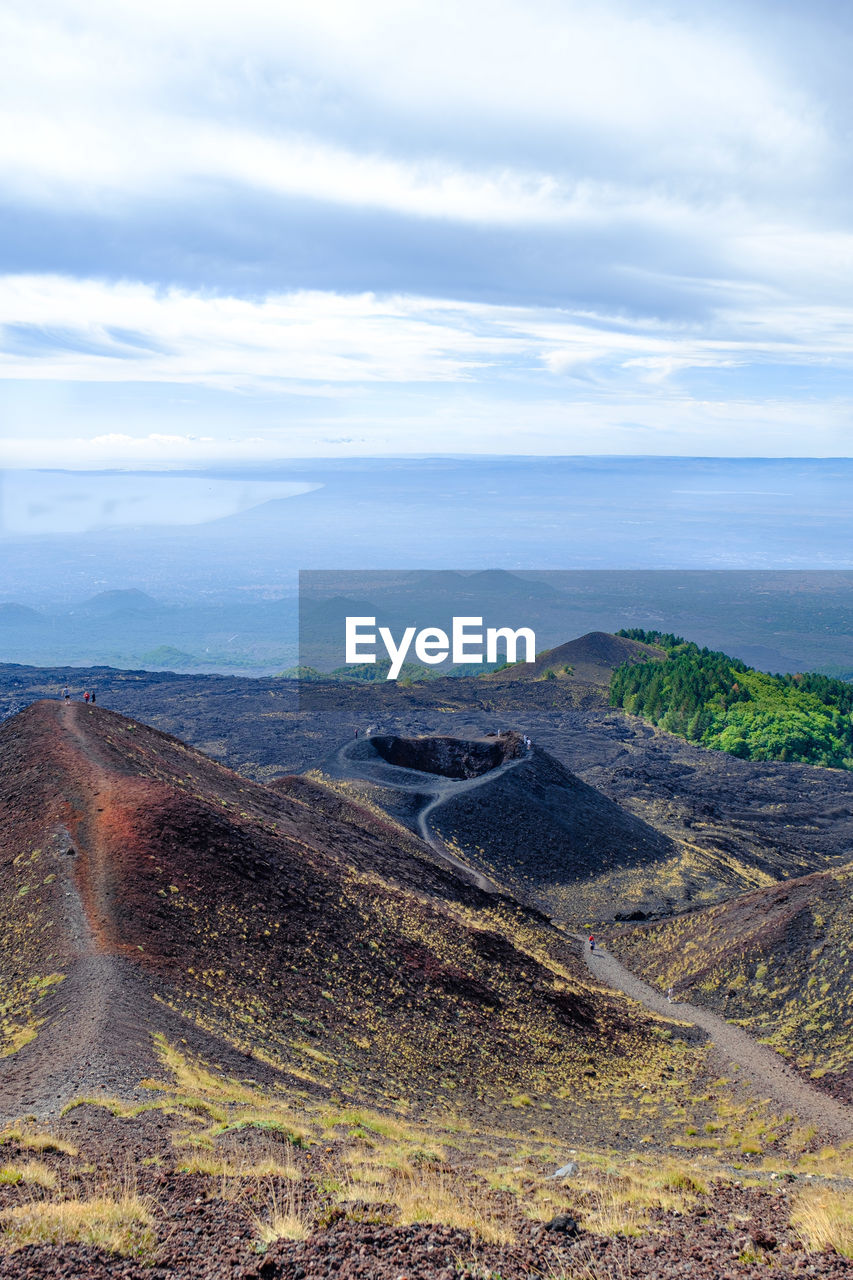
[1,704,202,1120]
[578,935,853,1138]
[327,734,528,893]
[330,734,853,1138]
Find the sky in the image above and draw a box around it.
[1,0,853,465]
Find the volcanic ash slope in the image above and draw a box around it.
[365,734,680,921]
[608,863,853,1106]
[0,700,684,1128]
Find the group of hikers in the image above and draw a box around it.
[61,687,96,704]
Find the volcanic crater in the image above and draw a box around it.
[370,730,524,779]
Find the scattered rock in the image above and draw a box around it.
[750,1226,778,1251]
[544,1213,579,1234]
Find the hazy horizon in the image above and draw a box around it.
[3,456,852,678]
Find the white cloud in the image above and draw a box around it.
[0,274,852,469]
[0,0,828,223]
[3,275,853,397]
[0,2,851,462]
[0,276,527,386]
[1,0,843,346]
[0,114,593,226]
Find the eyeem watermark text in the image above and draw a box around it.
[345,616,536,680]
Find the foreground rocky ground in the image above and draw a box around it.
[2,1106,853,1280]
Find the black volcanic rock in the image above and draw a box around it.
[371,731,523,778]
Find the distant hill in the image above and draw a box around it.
[137,644,201,669]
[72,589,161,617]
[6,663,853,903]
[0,603,43,627]
[609,861,853,1105]
[447,568,562,601]
[414,738,678,920]
[299,595,380,628]
[319,720,853,928]
[316,731,686,921]
[484,630,665,685]
[610,631,853,770]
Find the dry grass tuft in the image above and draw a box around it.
[60,1096,160,1120]
[319,1106,418,1143]
[0,1025,37,1057]
[579,1177,648,1237]
[146,1035,309,1148]
[394,1166,514,1245]
[333,1158,513,1245]
[791,1187,853,1258]
[543,1238,639,1279]
[178,1150,301,1181]
[562,1159,708,1238]
[0,1128,78,1157]
[0,1193,156,1256]
[250,1176,313,1244]
[0,1160,58,1190]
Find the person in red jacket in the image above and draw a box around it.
[589,934,595,952]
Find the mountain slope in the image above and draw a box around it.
[407,740,681,920]
[610,633,853,769]
[0,701,678,1124]
[608,864,853,1103]
[486,631,665,685]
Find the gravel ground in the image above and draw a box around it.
[3,1184,853,1279]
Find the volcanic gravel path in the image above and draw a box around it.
[326,735,528,893]
[1,704,204,1120]
[0,705,139,1119]
[578,935,853,1138]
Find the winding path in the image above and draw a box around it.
[325,736,527,893]
[324,733,853,1138]
[577,935,853,1138]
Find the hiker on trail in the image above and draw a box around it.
[84,691,90,703]
[63,687,69,703]
[354,728,359,738]
[589,935,595,953]
[91,691,96,704]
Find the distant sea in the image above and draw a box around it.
[1,457,851,675]
[2,457,851,606]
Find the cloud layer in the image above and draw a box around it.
[1,0,851,460]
